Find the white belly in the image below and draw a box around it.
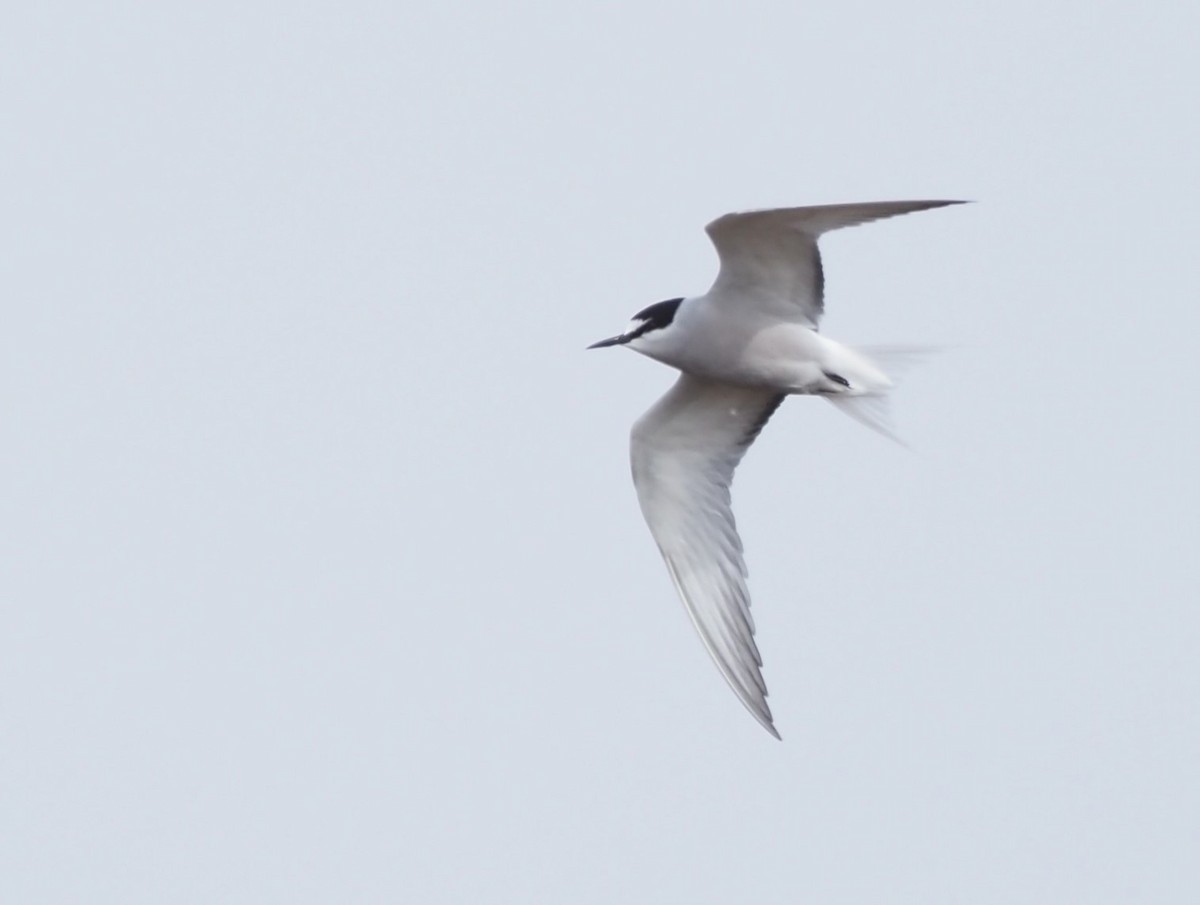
[629,301,892,394]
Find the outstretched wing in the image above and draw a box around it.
[630,373,786,738]
[705,200,966,327]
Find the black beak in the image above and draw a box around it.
[587,334,627,350]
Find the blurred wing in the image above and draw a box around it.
[630,374,786,738]
[704,200,966,327]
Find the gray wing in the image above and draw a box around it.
[704,200,966,327]
[630,374,786,738]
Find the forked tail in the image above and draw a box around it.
[825,345,939,446]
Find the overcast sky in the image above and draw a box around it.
[4,2,1198,902]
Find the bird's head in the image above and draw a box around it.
[587,297,684,353]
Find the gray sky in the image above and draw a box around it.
[4,2,1198,902]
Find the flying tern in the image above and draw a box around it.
[589,200,965,738]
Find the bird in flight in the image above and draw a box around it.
[589,200,965,738]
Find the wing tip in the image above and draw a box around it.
[743,692,782,740]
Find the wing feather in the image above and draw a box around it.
[705,200,966,326]
[630,374,785,738]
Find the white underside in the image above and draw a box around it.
[628,298,893,397]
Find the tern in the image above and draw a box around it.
[589,200,965,738]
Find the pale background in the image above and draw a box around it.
[3,2,1198,902]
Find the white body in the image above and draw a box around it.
[592,200,964,738]
[633,299,893,396]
